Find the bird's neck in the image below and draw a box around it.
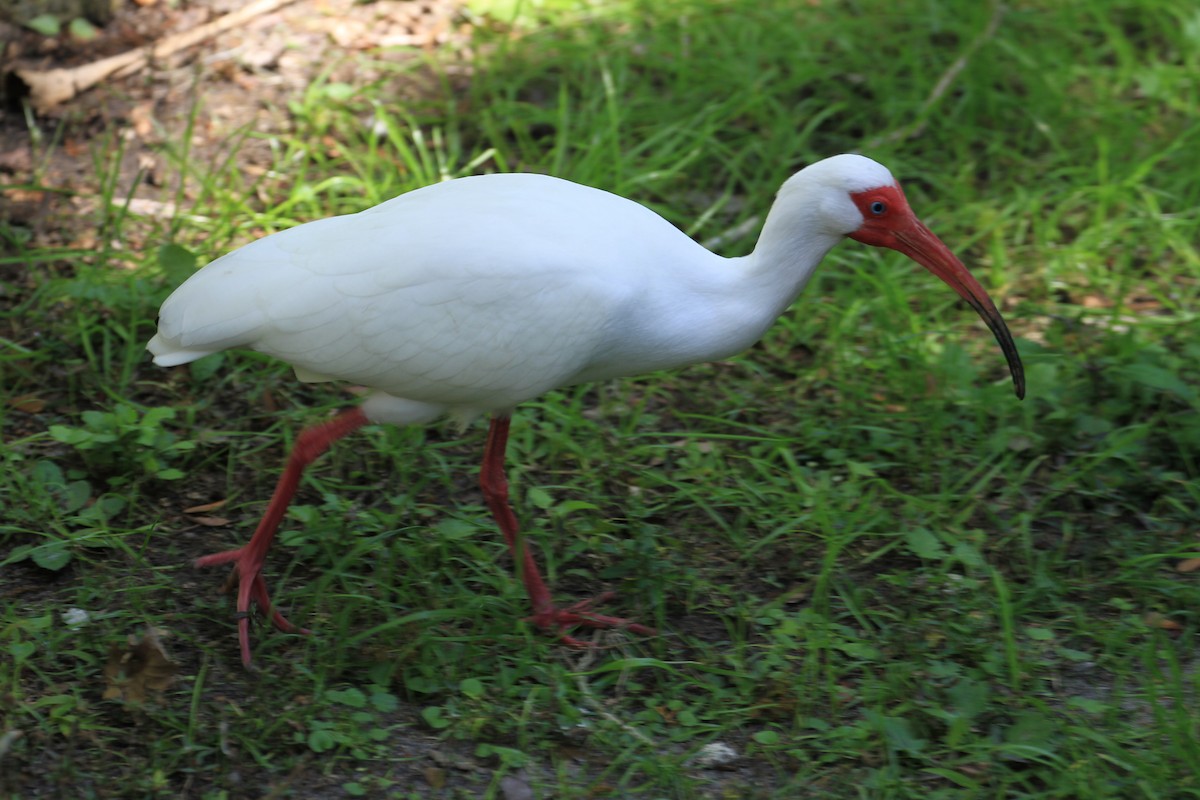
[739,199,844,321]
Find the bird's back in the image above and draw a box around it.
[149,174,720,411]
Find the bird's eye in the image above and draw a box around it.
[870,201,887,215]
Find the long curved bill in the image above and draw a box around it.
[892,220,1025,399]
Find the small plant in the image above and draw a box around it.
[417,677,494,737]
[0,459,125,571]
[300,686,400,759]
[23,14,100,41]
[49,404,196,485]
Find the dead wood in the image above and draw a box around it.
[8,0,298,111]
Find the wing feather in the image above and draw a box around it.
[149,173,715,409]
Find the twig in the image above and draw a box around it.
[864,1,1007,150]
[11,0,299,111]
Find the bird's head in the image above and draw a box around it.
[798,154,1026,399]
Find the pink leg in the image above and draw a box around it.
[480,415,654,645]
[196,406,369,666]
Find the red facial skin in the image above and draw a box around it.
[847,184,1024,399]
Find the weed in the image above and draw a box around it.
[49,404,196,484]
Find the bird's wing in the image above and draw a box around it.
[147,219,358,367]
[149,174,708,408]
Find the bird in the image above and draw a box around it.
[148,154,1025,666]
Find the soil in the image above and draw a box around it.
[0,0,465,245]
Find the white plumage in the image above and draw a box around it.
[150,154,1023,665]
[149,158,899,420]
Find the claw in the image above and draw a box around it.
[524,591,654,645]
[196,545,309,666]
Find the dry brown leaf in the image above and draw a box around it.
[8,393,46,413]
[423,767,446,789]
[102,629,178,704]
[129,102,154,138]
[555,744,587,761]
[189,515,231,527]
[2,188,45,203]
[1143,612,1183,632]
[68,232,99,250]
[182,496,229,515]
[1176,557,1200,573]
[320,135,342,158]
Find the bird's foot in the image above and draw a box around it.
[525,592,655,646]
[195,546,310,666]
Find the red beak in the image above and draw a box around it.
[852,216,1025,399]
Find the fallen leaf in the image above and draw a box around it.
[1143,612,1182,632]
[320,134,343,158]
[2,188,45,203]
[555,744,586,761]
[189,516,231,527]
[1127,295,1163,312]
[102,629,178,704]
[423,767,446,789]
[184,499,229,514]
[67,232,98,250]
[8,393,46,413]
[1176,557,1200,573]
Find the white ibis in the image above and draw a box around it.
[149,154,1024,666]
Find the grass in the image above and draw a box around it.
[2,0,1200,796]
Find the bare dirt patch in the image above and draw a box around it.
[1,0,465,247]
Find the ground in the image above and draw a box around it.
[1,0,462,243]
[3,2,1198,797]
